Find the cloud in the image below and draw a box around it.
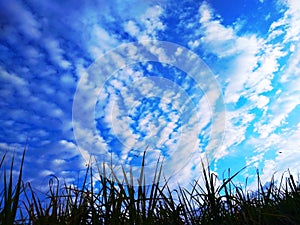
[165,2,299,191]
[193,1,298,148]
[246,122,300,189]
[88,26,119,59]
[141,5,166,35]
[42,38,72,69]
[0,1,41,40]
[73,42,224,185]
[231,0,300,188]
[1,0,299,191]
[124,20,140,37]
[251,0,300,140]
[123,4,165,41]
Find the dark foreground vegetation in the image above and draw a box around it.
[1,149,300,225]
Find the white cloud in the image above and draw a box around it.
[252,0,300,140]
[124,20,140,37]
[122,4,165,41]
[199,2,213,23]
[281,0,300,43]
[0,67,27,88]
[192,1,300,159]
[75,53,225,186]
[141,5,165,35]
[249,94,269,109]
[247,122,300,189]
[43,38,72,69]
[88,26,119,59]
[0,1,41,40]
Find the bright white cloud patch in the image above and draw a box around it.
[72,40,225,185]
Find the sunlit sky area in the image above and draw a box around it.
[1,0,300,189]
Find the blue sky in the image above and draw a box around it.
[1,0,300,190]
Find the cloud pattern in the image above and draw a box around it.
[0,0,299,189]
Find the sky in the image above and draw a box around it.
[1,0,300,190]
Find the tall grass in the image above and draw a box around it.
[0,148,299,224]
[0,148,26,225]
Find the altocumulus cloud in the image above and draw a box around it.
[0,0,299,190]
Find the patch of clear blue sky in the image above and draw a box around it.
[209,0,286,36]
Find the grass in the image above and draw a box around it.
[0,148,26,225]
[0,148,299,224]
